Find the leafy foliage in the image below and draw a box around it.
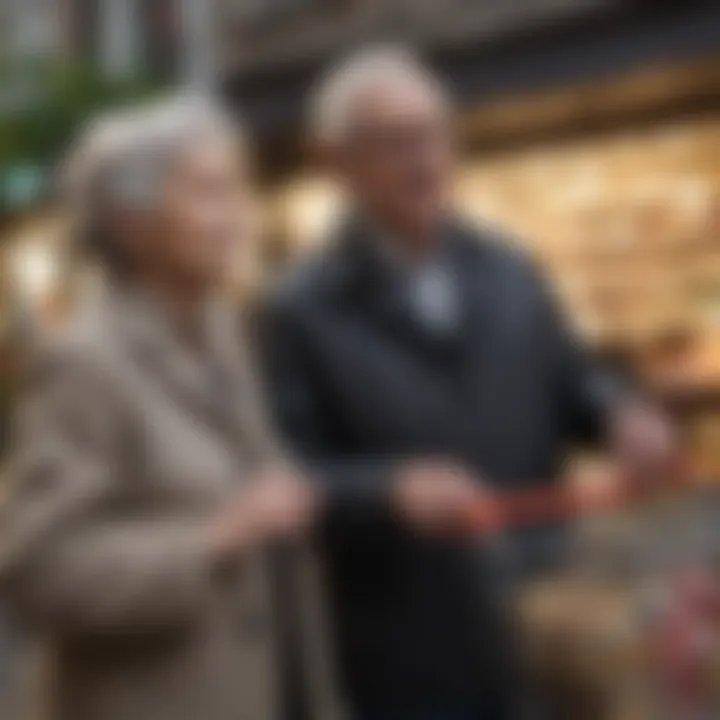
[0,59,160,167]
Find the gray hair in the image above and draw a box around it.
[309,45,448,145]
[61,94,239,275]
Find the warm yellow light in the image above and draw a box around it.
[283,178,343,248]
[10,240,60,303]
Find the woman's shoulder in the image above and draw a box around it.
[30,302,123,404]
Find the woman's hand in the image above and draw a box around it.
[207,467,319,560]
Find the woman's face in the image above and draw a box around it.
[151,133,247,289]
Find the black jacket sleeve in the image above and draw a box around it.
[257,296,397,532]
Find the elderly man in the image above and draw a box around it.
[262,48,674,720]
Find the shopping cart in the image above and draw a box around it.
[461,465,720,720]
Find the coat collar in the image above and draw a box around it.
[330,214,486,290]
[102,284,278,464]
[110,286,229,394]
[329,215,489,355]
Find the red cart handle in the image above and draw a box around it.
[462,459,693,535]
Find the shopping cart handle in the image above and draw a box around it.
[461,462,692,535]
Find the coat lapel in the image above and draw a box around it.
[110,289,276,463]
[342,219,509,440]
[446,223,502,383]
[446,223,530,466]
[335,219,462,361]
[117,291,217,417]
[206,305,282,465]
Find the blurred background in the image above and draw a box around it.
[1,1,720,717]
[2,0,720,476]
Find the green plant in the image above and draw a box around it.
[0,59,161,210]
[3,62,159,161]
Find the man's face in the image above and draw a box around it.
[335,77,454,238]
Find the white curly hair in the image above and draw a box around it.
[60,94,240,274]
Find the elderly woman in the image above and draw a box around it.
[0,98,342,720]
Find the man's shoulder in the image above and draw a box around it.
[452,218,542,283]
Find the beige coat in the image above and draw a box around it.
[0,289,343,720]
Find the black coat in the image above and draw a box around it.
[261,219,616,710]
